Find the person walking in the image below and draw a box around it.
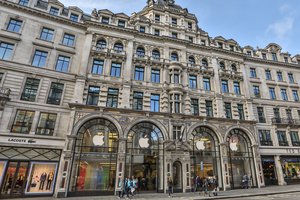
[167,177,173,198]
[117,178,124,199]
[212,176,218,196]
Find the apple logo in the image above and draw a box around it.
[230,142,238,151]
[93,134,105,146]
[139,136,150,148]
[196,141,205,150]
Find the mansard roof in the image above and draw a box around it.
[265,43,282,52]
[48,0,64,7]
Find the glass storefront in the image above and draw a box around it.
[227,129,256,189]
[126,122,164,192]
[190,127,221,190]
[69,118,118,196]
[261,157,277,185]
[281,157,300,184]
[0,161,7,186]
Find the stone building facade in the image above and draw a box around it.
[0,0,300,198]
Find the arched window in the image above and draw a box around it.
[113,42,123,52]
[231,64,237,72]
[202,58,208,67]
[188,56,196,65]
[96,39,107,49]
[219,61,225,70]
[171,52,179,61]
[136,47,145,57]
[152,49,160,60]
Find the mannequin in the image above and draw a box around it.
[39,172,47,190]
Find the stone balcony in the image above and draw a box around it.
[272,118,300,127]
[219,69,243,81]
[0,88,11,111]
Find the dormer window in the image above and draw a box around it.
[172,17,177,25]
[271,53,277,61]
[247,51,252,56]
[101,16,109,24]
[201,40,206,46]
[70,13,79,22]
[155,14,160,22]
[229,45,234,51]
[262,53,267,60]
[218,42,223,49]
[118,20,126,28]
[49,7,59,16]
[139,26,145,33]
[19,0,29,6]
[284,57,288,63]
[188,22,192,29]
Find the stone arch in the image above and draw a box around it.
[123,118,168,140]
[71,113,124,138]
[186,123,223,143]
[224,126,257,145]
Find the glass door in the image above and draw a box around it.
[1,161,29,197]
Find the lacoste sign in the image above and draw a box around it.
[7,138,36,144]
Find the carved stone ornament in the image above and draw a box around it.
[74,112,90,125]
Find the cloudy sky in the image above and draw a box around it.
[60,0,300,56]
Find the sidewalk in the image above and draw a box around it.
[4,185,300,200]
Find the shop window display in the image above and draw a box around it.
[0,161,6,186]
[26,162,58,194]
[282,158,300,181]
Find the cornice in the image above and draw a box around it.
[245,56,300,69]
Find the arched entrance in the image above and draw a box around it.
[172,161,183,192]
[125,122,164,193]
[190,126,222,190]
[69,118,119,196]
[227,129,256,189]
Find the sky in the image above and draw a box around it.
[60,0,300,56]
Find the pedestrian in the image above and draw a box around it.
[212,176,218,196]
[242,174,249,189]
[117,177,124,199]
[167,177,173,198]
[131,176,137,196]
[122,177,130,199]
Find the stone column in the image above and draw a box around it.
[274,155,287,186]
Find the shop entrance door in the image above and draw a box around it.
[172,161,183,193]
[0,161,29,197]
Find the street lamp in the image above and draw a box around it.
[0,88,11,110]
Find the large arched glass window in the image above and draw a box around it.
[126,122,164,192]
[96,39,107,49]
[171,52,179,61]
[136,47,145,57]
[227,129,256,189]
[114,42,123,52]
[70,118,119,195]
[152,49,160,60]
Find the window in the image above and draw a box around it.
[189,75,197,89]
[47,83,64,105]
[224,103,232,119]
[172,32,178,38]
[233,82,241,95]
[188,22,192,29]
[152,50,160,60]
[273,108,281,121]
[188,56,195,65]
[219,62,225,70]
[237,104,245,120]
[246,51,252,56]
[229,45,234,51]
[96,39,107,49]
[154,29,160,36]
[206,100,213,117]
[203,77,211,91]
[284,57,288,63]
[0,42,14,60]
[281,89,288,101]
[231,64,237,72]
[202,59,208,67]
[288,73,294,83]
[7,19,22,33]
[191,98,199,116]
[277,71,283,81]
[106,88,119,108]
[139,26,145,33]
[170,70,180,84]
[250,68,257,78]
[0,73,3,83]
[259,130,272,146]
[101,16,109,24]
[277,131,288,146]
[172,17,177,25]
[172,126,183,141]
[262,53,267,60]
[218,42,223,49]
[201,40,206,46]
[91,59,104,75]
[265,70,272,80]
[136,47,145,57]
[21,78,40,102]
[134,66,144,81]
[188,37,193,43]
[11,110,35,134]
[171,52,178,61]
[36,113,57,136]
[151,69,160,83]
[293,90,299,102]
[62,33,75,47]
[40,27,54,41]
[155,14,160,22]
[170,94,181,113]
[221,80,229,93]
[118,20,125,27]
[49,7,59,15]
[269,87,276,100]
[257,107,266,123]
[87,86,100,106]
[113,43,123,52]
[55,55,70,72]
[133,92,143,110]
[19,0,29,6]
[271,53,277,61]
[253,85,260,97]
[150,94,160,112]
[70,13,79,22]
[290,132,300,146]
[110,62,121,77]
[32,50,48,67]
[286,109,293,121]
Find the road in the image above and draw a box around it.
[220,192,300,200]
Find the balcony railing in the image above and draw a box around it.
[292,141,300,147]
[0,88,11,109]
[278,141,289,146]
[272,118,300,126]
[260,140,273,146]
